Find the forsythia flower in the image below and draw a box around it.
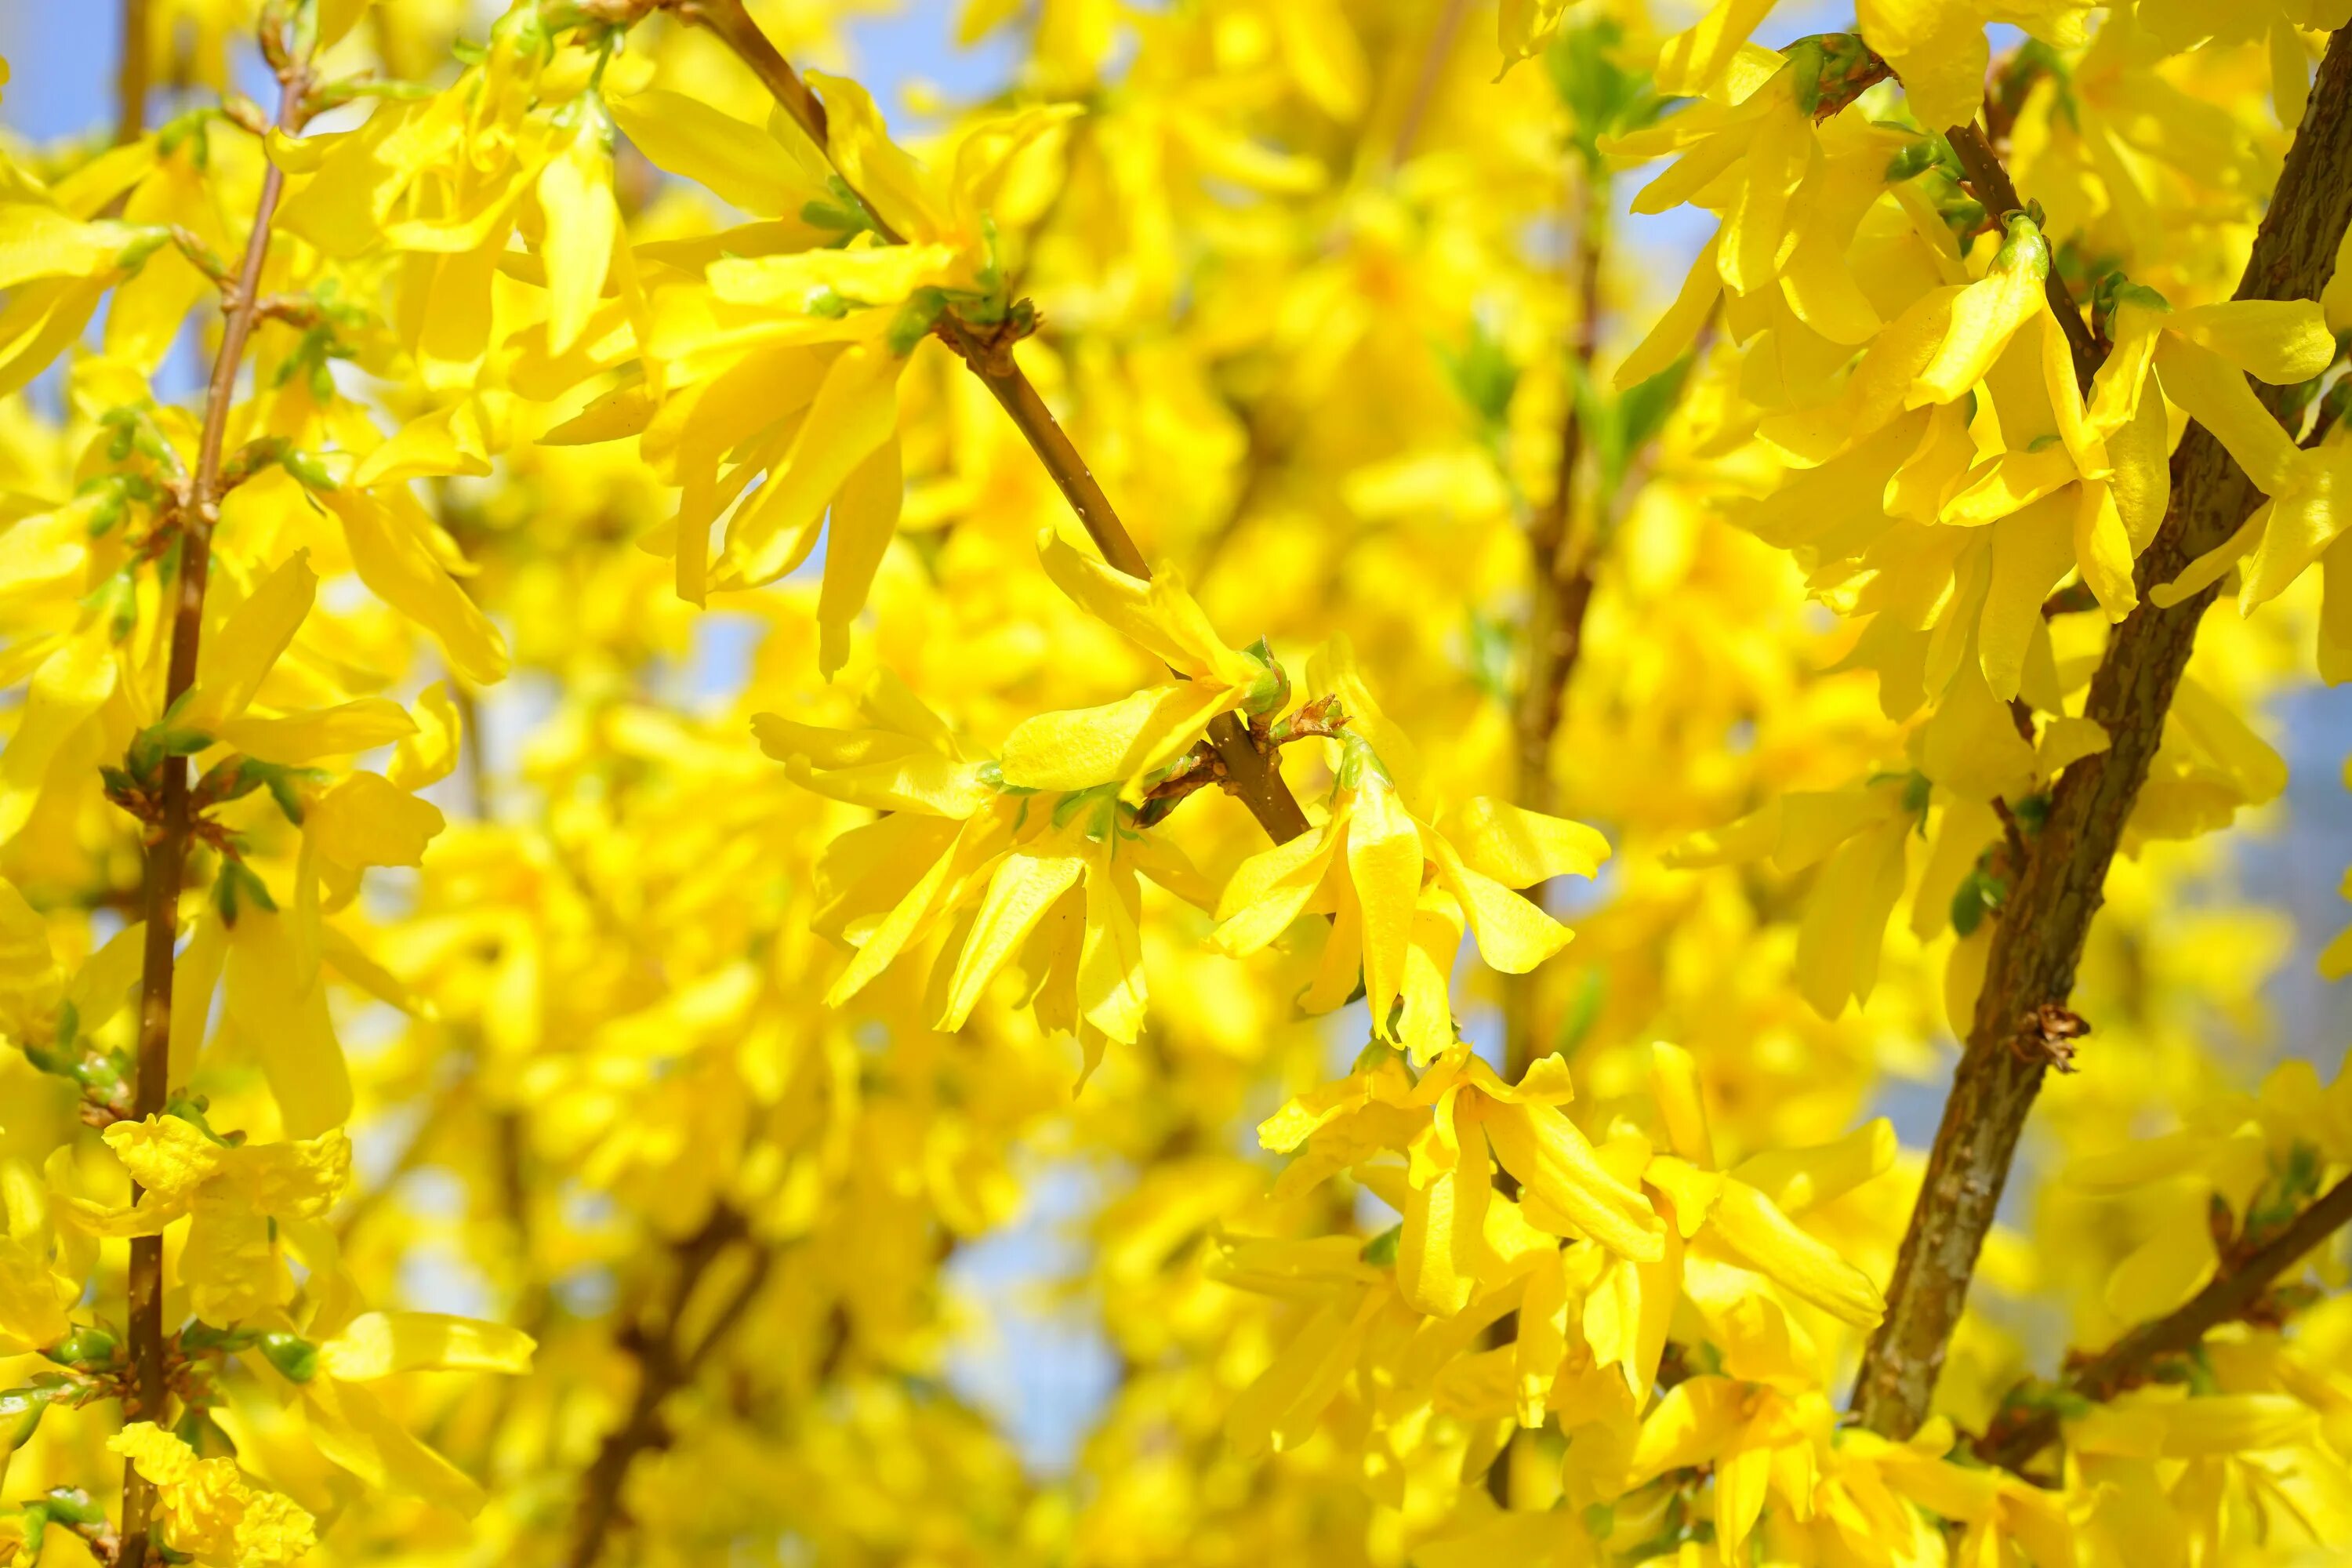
[60,1116,348,1322]
[1214,640,1610,1057]
[107,1423,316,1567]
[757,674,1210,1074]
[1001,532,1282,800]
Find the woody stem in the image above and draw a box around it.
[1504,158,1607,1079]
[118,43,310,1568]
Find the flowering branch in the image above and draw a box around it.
[1978,1173,2352,1472]
[1940,119,2102,392]
[1851,24,2352,1439]
[115,24,316,1565]
[649,0,1315,845]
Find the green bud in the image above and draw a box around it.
[43,1326,118,1370]
[887,289,949,356]
[1240,638,1290,718]
[38,1487,105,1528]
[281,448,339,492]
[0,1381,65,1450]
[256,1330,318,1384]
[1992,210,2053,281]
[112,227,173,274]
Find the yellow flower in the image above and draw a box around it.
[1214,640,1608,1057]
[107,1423,316,1568]
[0,1160,72,1352]
[59,1116,349,1323]
[759,675,1210,1067]
[1000,532,1279,801]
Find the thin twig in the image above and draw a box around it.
[116,34,314,1567]
[657,0,1315,845]
[1978,1173,2352,1471]
[1391,0,1472,169]
[1942,119,2100,393]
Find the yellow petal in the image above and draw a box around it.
[222,913,353,1137]
[936,843,1087,1030]
[307,772,445,869]
[217,699,419,764]
[1475,1096,1664,1261]
[1617,236,1722,390]
[325,488,509,685]
[719,341,902,587]
[1979,488,2080,701]
[1428,837,1570,975]
[2153,334,2303,495]
[1439,797,1610,887]
[1655,0,1778,94]
[192,550,314,725]
[537,114,619,358]
[1709,1178,1885,1326]
[1212,822,1342,956]
[318,1312,536,1381]
[1727,1119,1895,1214]
[1398,1094,1491,1319]
[1000,684,1232,797]
[604,90,829,218]
[1910,238,2048,407]
[388,682,463,793]
[1793,815,1911,1017]
[816,437,903,678]
[2169,299,2336,385]
[1348,774,1425,1033]
[2242,441,2352,608]
[1647,1042,1715,1168]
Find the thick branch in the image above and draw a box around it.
[117,44,311,1568]
[1943,119,2100,393]
[566,1208,772,1568]
[666,0,1314,846]
[1851,27,2352,1439]
[1980,1174,2352,1471]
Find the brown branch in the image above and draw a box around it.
[661,0,1315,846]
[1979,1173,2352,1471]
[116,0,153,146]
[566,1207,774,1568]
[1503,180,1606,1081]
[1391,0,1472,169]
[1850,27,2352,1439]
[1941,119,2100,394]
[116,36,314,1568]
